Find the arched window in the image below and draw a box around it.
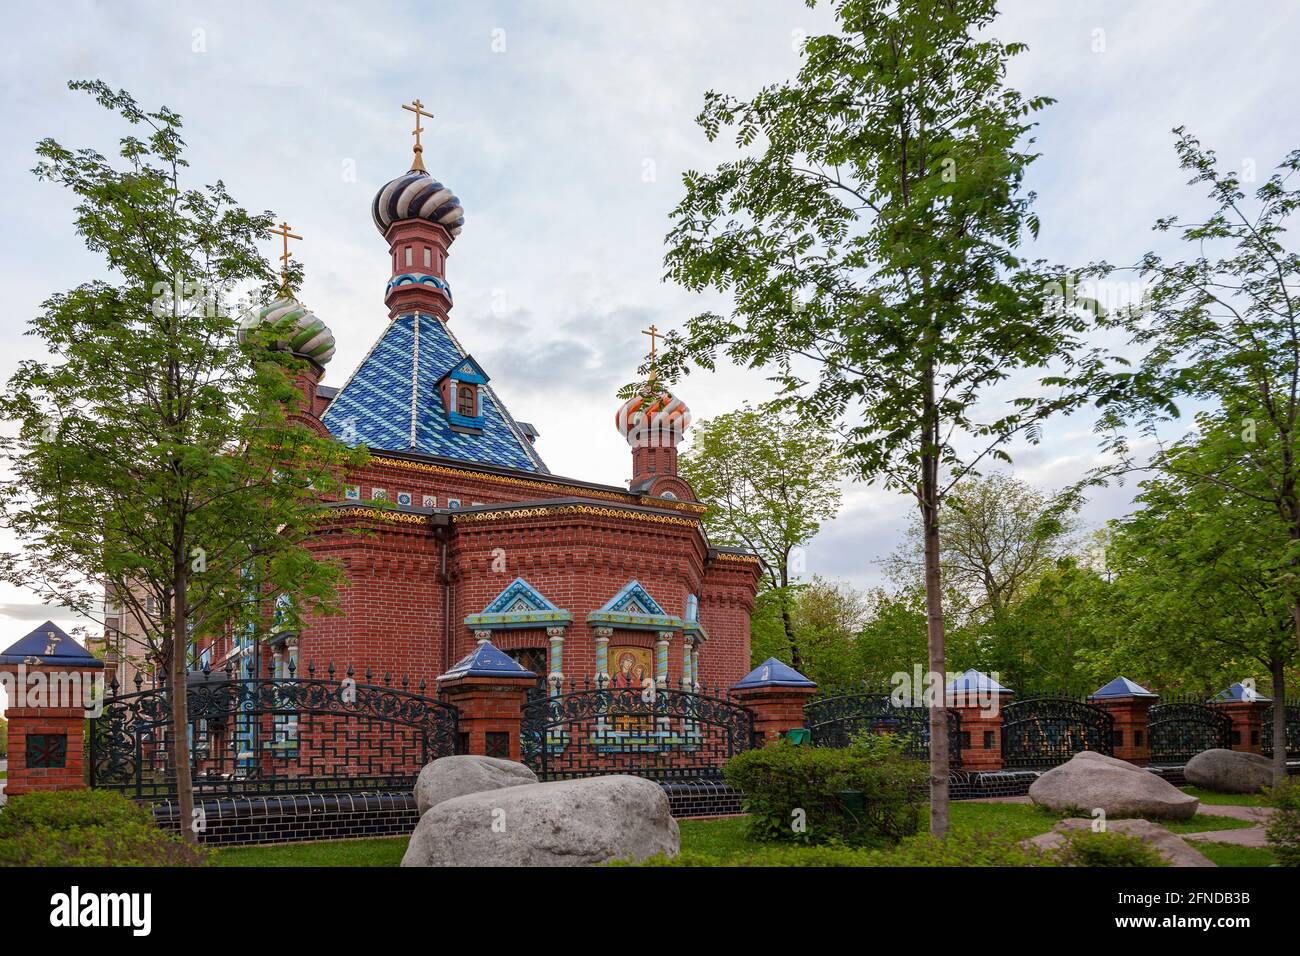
[457,384,475,416]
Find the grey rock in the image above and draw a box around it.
[402,774,680,867]
[1028,817,1215,867]
[1029,751,1199,820]
[1183,748,1274,795]
[414,755,538,815]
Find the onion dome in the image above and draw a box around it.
[615,387,692,446]
[238,296,336,366]
[372,169,464,237]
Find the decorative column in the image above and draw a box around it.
[546,626,566,696]
[593,626,612,686]
[945,669,1014,772]
[1211,682,1271,754]
[0,622,105,796]
[729,658,818,746]
[680,635,694,691]
[1089,676,1158,765]
[437,640,538,761]
[655,631,672,689]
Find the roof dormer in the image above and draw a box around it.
[437,354,489,433]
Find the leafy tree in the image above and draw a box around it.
[678,400,843,671]
[0,715,7,759]
[659,0,1109,833]
[887,473,1078,624]
[1089,130,1300,783]
[786,576,869,686]
[1100,415,1297,782]
[0,82,362,838]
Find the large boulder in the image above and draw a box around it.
[414,755,538,815]
[1029,751,1199,820]
[402,774,680,867]
[1027,818,1215,867]
[1184,748,1274,794]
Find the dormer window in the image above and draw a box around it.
[437,354,490,433]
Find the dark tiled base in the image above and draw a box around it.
[152,791,419,847]
[662,781,743,817]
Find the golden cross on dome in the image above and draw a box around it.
[268,221,302,291]
[642,324,662,382]
[402,98,434,172]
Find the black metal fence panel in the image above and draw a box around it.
[89,663,458,799]
[1147,698,1233,764]
[1262,702,1300,758]
[519,680,755,783]
[1000,695,1113,768]
[803,686,963,766]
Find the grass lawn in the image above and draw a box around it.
[1180,786,1271,806]
[1188,841,1277,867]
[211,793,1272,868]
[215,836,409,867]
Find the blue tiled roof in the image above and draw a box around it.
[731,657,815,690]
[0,621,102,667]
[1091,676,1157,699]
[321,312,546,472]
[1213,681,1270,703]
[945,668,1012,695]
[439,641,537,680]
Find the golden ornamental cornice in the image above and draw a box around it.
[325,506,428,526]
[452,503,698,528]
[370,454,705,515]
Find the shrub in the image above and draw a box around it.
[723,739,926,847]
[1052,830,1169,868]
[1265,781,1300,867]
[0,790,208,867]
[0,788,153,834]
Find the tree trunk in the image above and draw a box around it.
[169,571,196,843]
[782,590,802,672]
[1273,652,1289,789]
[922,484,949,836]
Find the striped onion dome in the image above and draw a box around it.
[615,386,692,446]
[238,296,336,366]
[372,169,464,237]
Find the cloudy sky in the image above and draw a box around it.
[0,0,1295,685]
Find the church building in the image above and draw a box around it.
[221,103,761,695]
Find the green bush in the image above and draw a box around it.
[1053,830,1169,868]
[723,738,927,847]
[0,790,208,867]
[0,788,153,833]
[629,831,1050,867]
[1265,781,1300,867]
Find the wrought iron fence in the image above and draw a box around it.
[1147,697,1233,764]
[1262,701,1300,758]
[89,661,458,799]
[1000,695,1112,768]
[803,685,963,766]
[520,678,755,783]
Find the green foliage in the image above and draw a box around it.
[0,716,6,758]
[722,740,926,847]
[0,788,152,832]
[1054,830,1170,868]
[630,831,1049,867]
[1265,782,1300,866]
[0,790,209,867]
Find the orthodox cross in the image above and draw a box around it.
[642,324,662,381]
[268,221,302,291]
[403,98,434,172]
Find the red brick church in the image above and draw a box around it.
[218,107,761,694]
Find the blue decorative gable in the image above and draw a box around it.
[0,621,103,667]
[587,580,682,631]
[321,312,546,473]
[464,577,572,631]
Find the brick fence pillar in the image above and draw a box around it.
[1089,677,1158,765]
[729,657,818,746]
[945,669,1013,771]
[1211,682,1271,754]
[0,622,104,796]
[436,636,537,761]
